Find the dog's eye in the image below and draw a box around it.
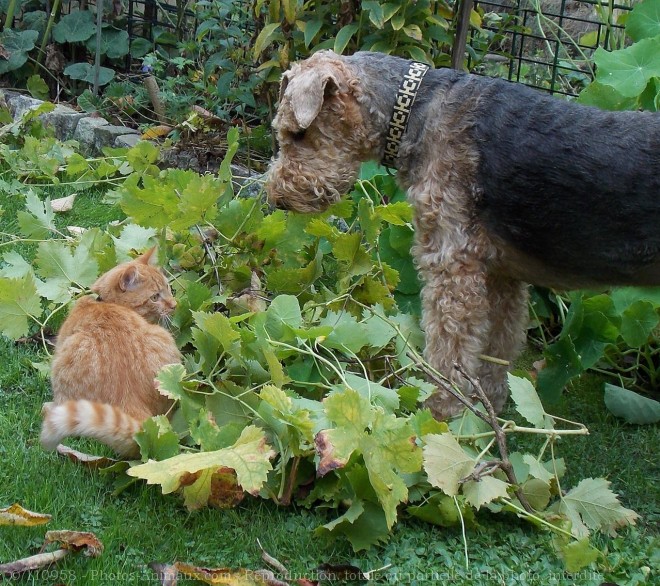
[290,129,306,141]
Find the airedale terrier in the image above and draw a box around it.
[266,50,660,419]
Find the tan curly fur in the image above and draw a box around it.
[266,50,660,419]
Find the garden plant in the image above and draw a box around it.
[0,0,658,584]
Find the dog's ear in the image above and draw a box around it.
[281,66,340,129]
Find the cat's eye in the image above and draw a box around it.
[151,293,160,302]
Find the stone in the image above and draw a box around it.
[93,124,139,153]
[73,116,110,154]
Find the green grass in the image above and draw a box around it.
[0,185,658,585]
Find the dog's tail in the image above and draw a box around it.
[40,400,144,458]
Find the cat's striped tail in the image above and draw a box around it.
[40,400,143,458]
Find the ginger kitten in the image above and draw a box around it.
[40,247,181,458]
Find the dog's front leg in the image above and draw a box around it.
[419,253,491,419]
[478,275,529,413]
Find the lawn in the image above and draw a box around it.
[0,169,658,586]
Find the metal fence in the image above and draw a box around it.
[58,0,635,98]
[469,0,635,96]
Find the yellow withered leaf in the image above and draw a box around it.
[0,503,51,526]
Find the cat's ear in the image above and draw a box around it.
[118,265,141,292]
[137,246,158,266]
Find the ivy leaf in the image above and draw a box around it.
[603,383,660,424]
[0,274,42,339]
[553,478,639,538]
[17,192,56,239]
[423,432,475,497]
[128,425,274,496]
[462,476,510,509]
[508,373,548,429]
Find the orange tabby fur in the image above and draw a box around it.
[40,247,181,457]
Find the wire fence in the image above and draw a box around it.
[53,1,635,98]
[469,0,635,96]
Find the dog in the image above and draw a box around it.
[266,50,660,419]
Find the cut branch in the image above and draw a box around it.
[453,363,534,514]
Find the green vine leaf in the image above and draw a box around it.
[423,432,475,497]
[127,425,275,497]
[17,192,56,239]
[34,240,99,303]
[463,476,510,509]
[0,274,42,339]
[316,389,421,528]
[552,478,640,538]
[508,373,548,429]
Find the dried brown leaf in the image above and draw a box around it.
[316,563,367,582]
[142,125,173,139]
[51,194,76,213]
[44,530,104,557]
[209,467,245,509]
[0,503,51,526]
[56,445,117,469]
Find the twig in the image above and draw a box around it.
[453,363,534,514]
[256,539,289,580]
[478,353,509,366]
[194,225,222,294]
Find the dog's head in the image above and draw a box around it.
[266,51,377,213]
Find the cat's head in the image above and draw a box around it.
[91,247,177,323]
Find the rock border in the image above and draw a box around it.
[0,90,264,197]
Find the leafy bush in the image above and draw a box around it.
[0,113,641,569]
